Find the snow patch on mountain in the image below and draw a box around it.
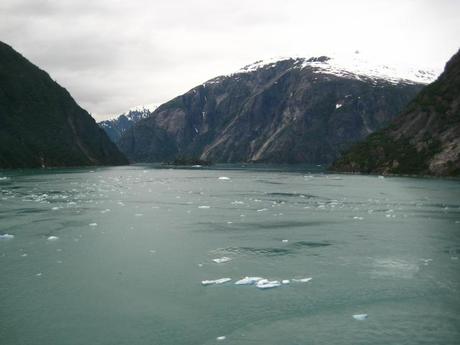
[229,53,440,85]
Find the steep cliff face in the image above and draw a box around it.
[119,56,428,164]
[0,41,128,169]
[331,49,460,176]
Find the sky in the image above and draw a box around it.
[1,0,459,120]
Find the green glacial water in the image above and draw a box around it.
[0,165,459,345]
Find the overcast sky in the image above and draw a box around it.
[1,0,459,120]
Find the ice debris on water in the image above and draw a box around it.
[235,277,263,285]
[0,234,14,240]
[212,257,231,264]
[89,223,98,227]
[201,278,232,286]
[198,205,211,209]
[256,279,282,289]
[218,177,231,180]
[293,277,312,283]
[47,236,59,241]
[282,239,289,243]
[216,336,226,341]
[282,280,290,284]
[353,314,368,320]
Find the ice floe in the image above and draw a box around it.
[293,277,312,283]
[47,236,59,241]
[282,280,290,284]
[89,223,98,227]
[256,279,282,289]
[218,177,231,180]
[198,205,211,209]
[235,277,263,285]
[353,314,368,320]
[0,234,14,240]
[212,257,231,264]
[216,336,226,341]
[201,278,232,286]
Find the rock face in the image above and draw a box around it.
[99,107,155,143]
[331,49,460,176]
[0,41,128,169]
[118,56,429,164]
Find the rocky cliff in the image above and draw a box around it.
[118,55,430,164]
[331,49,460,176]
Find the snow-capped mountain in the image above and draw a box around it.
[118,54,428,164]
[98,104,158,143]
[226,53,439,85]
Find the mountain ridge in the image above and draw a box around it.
[0,41,128,169]
[118,55,426,164]
[331,49,460,176]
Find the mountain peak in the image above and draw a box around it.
[229,53,440,85]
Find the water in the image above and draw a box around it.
[1,165,459,345]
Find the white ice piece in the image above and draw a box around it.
[198,206,211,209]
[0,234,14,240]
[218,177,231,180]
[282,280,290,284]
[47,236,59,241]
[216,336,226,341]
[212,257,232,264]
[353,314,368,320]
[89,223,98,227]
[293,277,312,283]
[256,279,282,289]
[201,278,232,286]
[235,277,263,285]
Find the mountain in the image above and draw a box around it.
[98,105,157,143]
[118,54,433,164]
[0,41,128,169]
[331,49,460,176]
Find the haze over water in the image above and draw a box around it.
[1,165,459,345]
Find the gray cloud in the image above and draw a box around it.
[1,0,459,120]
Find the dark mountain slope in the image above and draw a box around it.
[0,41,128,169]
[331,49,460,176]
[118,56,428,164]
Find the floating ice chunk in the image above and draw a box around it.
[21,253,28,257]
[282,280,290,284]
[256,279,281,289]
[218,177,231,180]
[353,314,368,320]
[191,165,202,168]
[0,234,14,240]
[231,201,244,205]
[0,177,9,181]
[335,103,343,109]
[198,205,211,209]
[47,236,59,241]
[202,278,232,286]
[353,216,364,220]
[36,273,42,277]
[282,239,289,243]
[235,277,263,285]
[89,223,98,227]
[212,257,231,264]
[51,206,60,211]
[293,277,312,283]
[216,336,226,341]
[257,208,268,212]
